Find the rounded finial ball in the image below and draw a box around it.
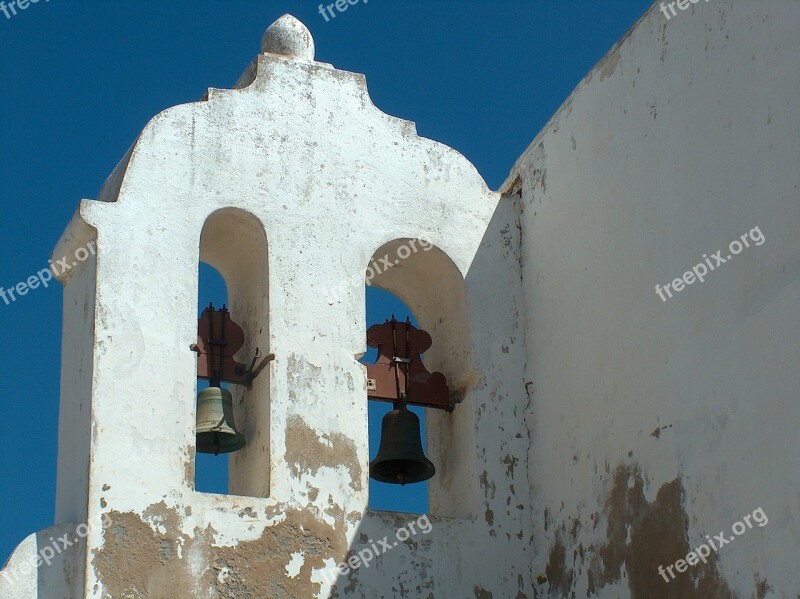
[261,14,315,61]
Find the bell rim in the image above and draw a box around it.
[196,431,247,454]
[368,457,436,485]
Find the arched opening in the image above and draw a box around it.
[363,286,429,514]
[196,208,270,498]
[195,263,231,494]
[364,238,479,518]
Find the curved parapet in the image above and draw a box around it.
[0,523,84,599]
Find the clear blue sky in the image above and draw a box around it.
[0,0,652,564]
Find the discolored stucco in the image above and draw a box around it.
[506,1,800,597]
[3,1,793,597]
[285,414,362,492]
[93,503,347,598]
[593,465,734,598]
[543,464,738,599]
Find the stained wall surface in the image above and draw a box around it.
[504,1,800,597]
[3,2,798,597]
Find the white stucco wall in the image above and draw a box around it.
[7,3,796,597]
[505,1,800,597]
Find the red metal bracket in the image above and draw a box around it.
[193,304,273,387]
[365,317,452,411]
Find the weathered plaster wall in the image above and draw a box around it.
[1,16,530,599]
[504,1,800,597]
[199,208,272,499]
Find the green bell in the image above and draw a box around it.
[196,387,246,455]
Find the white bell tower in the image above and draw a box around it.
[1,14,530,598]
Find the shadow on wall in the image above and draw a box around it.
[364,238,480,522]
[362,285,429,515]
[195,262,231,495]
[325,201,531,597]
[198,208,271,500]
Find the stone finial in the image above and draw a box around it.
[260,14,315,62]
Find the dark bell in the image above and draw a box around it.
[369,404,435,485]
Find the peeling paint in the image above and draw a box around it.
[285,414,363,492]
[93,505,347,598]
[502,454,519,479]
[588,465,735,598]
[474,585,493,599]
[545,528,573,597]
